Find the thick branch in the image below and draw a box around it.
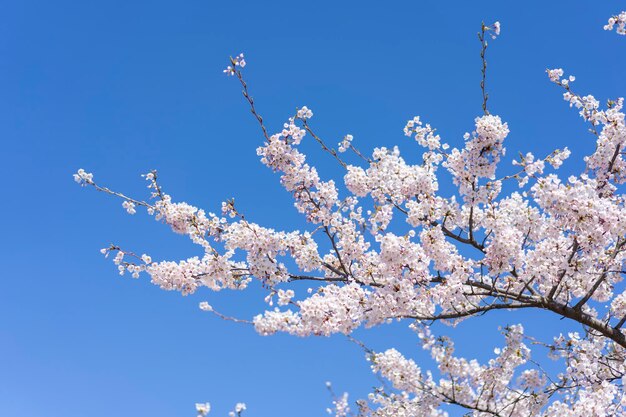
[406,302,534,321]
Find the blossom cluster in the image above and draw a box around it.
[605,11,626,35]
[73,168,93,186]
[337,134,353,153]
[224,53,246,76]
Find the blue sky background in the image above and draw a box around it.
[1,1,625,416]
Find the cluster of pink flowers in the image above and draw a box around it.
[605,11,626,35]
[76,15,626,417]
[337,134,353,153]
[224,53,246,76]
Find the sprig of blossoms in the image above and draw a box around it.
[73,168,93,186]
[547,68,564,83]
[403,116,444,151]
[224,53,246,76]
[547,69,626,192]
[296,106,313,120]
[605,11,626,35]
[509,148,570,187]
[276,289,295,306]
[338,134,353,153]
[443,114,509,202]
[122,200,136,214]
[547,70,601,124]
[195,402,211,417]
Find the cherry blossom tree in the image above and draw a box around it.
[75,12,626,417]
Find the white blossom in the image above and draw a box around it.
[195,402,211,417]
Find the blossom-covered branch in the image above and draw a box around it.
[76,14,626,417]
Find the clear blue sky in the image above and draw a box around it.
[1,1,625,416]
